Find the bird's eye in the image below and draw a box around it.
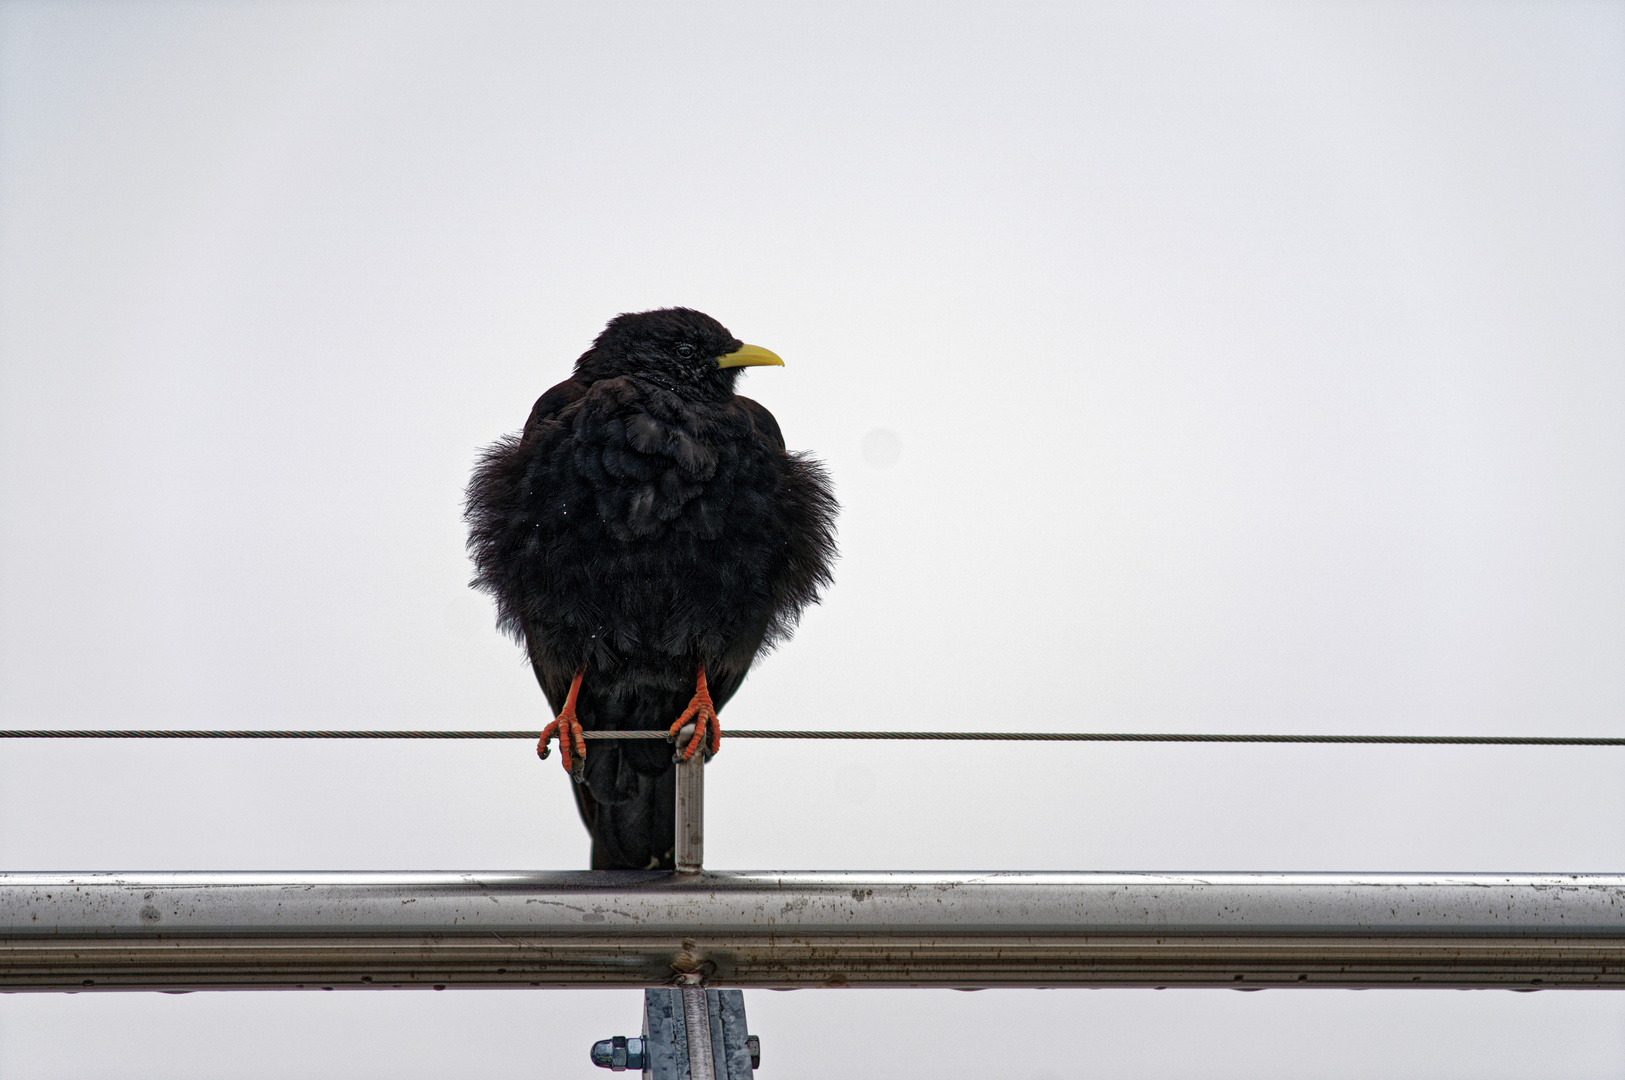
[675,344,696,359]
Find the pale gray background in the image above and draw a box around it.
[2,1,1623,1076]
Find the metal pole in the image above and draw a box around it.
[3,872,1625,991]
[674,723,703,873]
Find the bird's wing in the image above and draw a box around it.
[465,377,591,712]
[520,378,591,444]
[734,394,786,451]
[733,396,840,653]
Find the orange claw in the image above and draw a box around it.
[668,664,723,763]
[538,669,587,780]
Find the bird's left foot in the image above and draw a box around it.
[668,664,722,763]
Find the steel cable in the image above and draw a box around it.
[0,729,1620,746]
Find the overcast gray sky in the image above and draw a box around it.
[2,1,1623,1076]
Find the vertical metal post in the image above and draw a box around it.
[674,723,703,873]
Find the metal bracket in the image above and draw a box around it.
[593,988,757,1078]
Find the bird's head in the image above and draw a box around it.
[573,308,783,400]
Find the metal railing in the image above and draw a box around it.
[2,869,1622,991]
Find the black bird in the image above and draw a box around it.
[465,308,838,869]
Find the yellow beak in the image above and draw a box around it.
[716,343,785,370]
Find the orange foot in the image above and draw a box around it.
[538,669,587,781]
[668,664,723,763]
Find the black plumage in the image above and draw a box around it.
[465,308,838,869]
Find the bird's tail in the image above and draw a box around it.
[573,686,690,870]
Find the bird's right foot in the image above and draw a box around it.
[538,669,587,781]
